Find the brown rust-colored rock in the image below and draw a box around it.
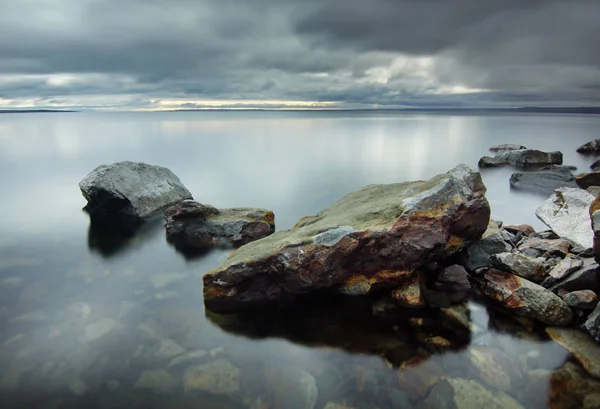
[391,273,425,308]
[165,200,275,253]
[504,224,536,236]
[203,165,490,312]
[471,269,573,325]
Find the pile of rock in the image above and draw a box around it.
[478,145,578,195]
[478,145,563,169]
[79,161,276,254]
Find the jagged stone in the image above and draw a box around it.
[536,187,595,249]
[490,252,546,283]
[165,200,275,251]
[471,269,573,325]
[204,165,490,312]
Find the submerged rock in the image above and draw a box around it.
[79,161,192,224]
[471,269,573,325]
[591,159,600,172]
[546,327,600,379]
[490,144,527,152]
[263,364,318,409]
[466,347,522,392]
[490,252,546,283]
[549,362,600,409]
[536,187,595,249]
[422,378,524,409]
[495,149,563,169]
[165,200,275,252]
[134,370,175,394]
[509,168,577,195]
[577,140,600,154]
[577,172,600,189]
[183,359,241,395]
[204,165,490,312]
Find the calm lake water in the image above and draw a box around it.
[1,111,599,408]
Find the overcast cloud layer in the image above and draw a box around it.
[1,0,599,110]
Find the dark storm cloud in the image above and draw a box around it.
[0,0,598,109]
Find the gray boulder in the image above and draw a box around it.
[541,257,584,288]
[478,156,508,168]
[471,269,573,325]
[490,252,546,283]
[548,258,599,293]
[591,159,600,171]
[463,221,512,271]
[518,237,571,258]
[489,144,527,152]
[509,168,577,196]
[536,187,595,249]
[584,303,600,343]
[563,290,598,310]
[203,165,490,312]
[495,149,563,169]
[79,161,192,224]
[577,139,600,154]
[164,200,275,252]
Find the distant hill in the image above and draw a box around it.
[0,109,77,114]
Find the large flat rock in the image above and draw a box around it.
[546,327,600,378]
[536,187,595,249]
[203,165,490,312]
[495,149,563,169]
[79,161,192,223]
[509,168,577,196]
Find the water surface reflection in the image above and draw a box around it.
[2,112,600,408]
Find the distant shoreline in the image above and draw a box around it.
[0,109,77,114]
[1,107,599,115]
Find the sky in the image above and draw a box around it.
[0,0,599,110]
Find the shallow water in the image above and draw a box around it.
[1,111,599,408]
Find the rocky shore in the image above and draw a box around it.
[64,141,600,409]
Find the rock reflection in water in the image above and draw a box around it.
[86,214,165,258]
[0,240,595,409]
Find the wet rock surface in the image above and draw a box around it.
[204,165,490,312]
[577,140,600,154]
[478,156,509,168]
[509,168,577,195]
[164,200,275,254]
[490,252,546,283]
[79,161,192,224]
[536,187,595,249]
[546,327,600,379]
[495,149,563,169]
[585,303,600,342]
[577,172,600,189]
[471,269,573,325]
[490,144,527,152]
[563,290,598,310]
